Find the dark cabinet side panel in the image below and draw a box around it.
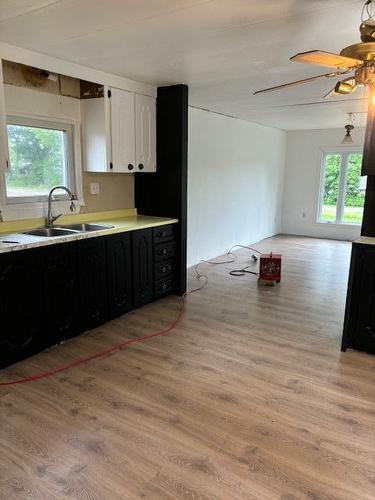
[77,237,108,331]
[41,242,81,343]
[132,229,154,307]
[352,248,375,353]
[0,249,46,368]
[107,232,133,319]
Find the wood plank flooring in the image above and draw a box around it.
[1,235,375,499]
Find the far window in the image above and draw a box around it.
[5,117,75,203]
[318,151,366,225]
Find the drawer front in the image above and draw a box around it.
[155,241,175,262]
[154,276,175,298]
[154,260,175,280]
[153,224,175,244]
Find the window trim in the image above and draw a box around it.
[316,147,364,227]
[0,113,84,221]
[3,115,76,204]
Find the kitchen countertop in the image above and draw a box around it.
[354,236,375,246]
[0,214,178,254]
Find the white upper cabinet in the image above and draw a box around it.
[82,86,156,173]
[82,87,111,173]
[110,87,136,172]
[0,61,9,172]
[135,93,156,172]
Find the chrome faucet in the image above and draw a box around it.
[47,186,77,227]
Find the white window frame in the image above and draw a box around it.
[0,114,84,221]
[4,115,76,204]
[316,147,364,226]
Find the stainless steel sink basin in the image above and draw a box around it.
[24,227,77,237]
[59,223,114,232]
[23,223,114,238]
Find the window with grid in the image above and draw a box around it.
[318,151,366,225]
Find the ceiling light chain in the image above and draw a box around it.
[342,112,355,144]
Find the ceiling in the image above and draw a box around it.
[0,0,370,130]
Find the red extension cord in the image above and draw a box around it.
[0,283,204,386]
[0,245,260,386]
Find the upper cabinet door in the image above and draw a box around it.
[82,87,111,172]
[110,87,136,173]
[0,60,9,172]
[135,94,156,172]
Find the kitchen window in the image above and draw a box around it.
[4,116,76,204]
[317,150,366,225]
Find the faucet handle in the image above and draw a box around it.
[70,201,76,212]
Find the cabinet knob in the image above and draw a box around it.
[162,249,167,255]
[128,164,134,171]
[138,163,144,170]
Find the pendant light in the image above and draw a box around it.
[341,113,355,144]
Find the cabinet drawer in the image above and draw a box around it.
[154,260,175,280]
[154,241,175,262]
[153,224,175,244]
[154,276,175,298]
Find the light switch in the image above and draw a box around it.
[90,182,100,195]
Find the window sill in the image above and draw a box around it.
[0,198,85,222]
[314,221,361,228]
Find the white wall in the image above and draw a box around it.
[187,107,286,267]
[282,127,365,241]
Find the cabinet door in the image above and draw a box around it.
[110,87,136,172]
[42,242,81,343]
[132,229,154,307]
[107,232,133,319]
[353,249,375,353]
[135,94,156,172]
[0,249,45,368]
[77,237,108,330]
[0,60,9,172]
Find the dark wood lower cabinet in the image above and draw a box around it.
[342,243,375,354]
[0,249,45,368]
[107,232,133,319]
[42,242,80,343]
[132,229,154,307]
[78,237,108,330]
[0,223,177,369]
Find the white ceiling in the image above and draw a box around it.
[0,0,370,130]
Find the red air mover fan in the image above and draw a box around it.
[258,252,282,286]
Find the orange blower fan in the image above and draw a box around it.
[258,252,282,286]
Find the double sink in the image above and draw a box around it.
[24,223,114,238]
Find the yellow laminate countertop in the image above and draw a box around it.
[354,236,375,246]
[0,214,178,255]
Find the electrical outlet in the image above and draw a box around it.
[90,182,100,195]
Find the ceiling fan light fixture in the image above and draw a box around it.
[335,80,357,95]
[341,124,355,143]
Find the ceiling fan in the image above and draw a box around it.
[254,0,375,100]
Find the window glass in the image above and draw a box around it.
[320,154,341,223]
[343,154,366,224]
[6,123,67,199]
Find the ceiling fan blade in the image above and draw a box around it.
[273,97,365,108]
[253,71,346,95]
[291,50,362,70]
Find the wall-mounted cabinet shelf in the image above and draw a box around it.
[82,86,156,174]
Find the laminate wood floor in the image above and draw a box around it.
[1,235,375,500]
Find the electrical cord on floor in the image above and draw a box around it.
[229,254,258,277]
[0,244,259,386]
